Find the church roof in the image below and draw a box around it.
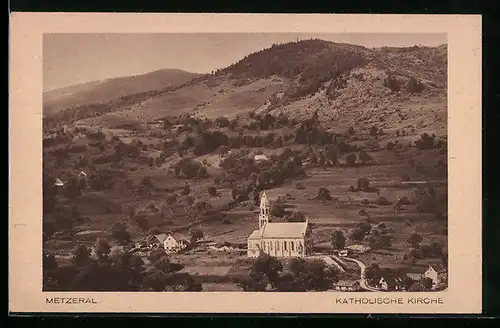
[248,230,261,240]
[261,222,308,238]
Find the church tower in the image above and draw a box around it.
[259,191,270,229]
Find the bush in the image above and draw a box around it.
[375,196,392,206]
[383,74,402,92]
[208,186,217,196]
[356,178,370,192]
[406,77,425,94]
[386,141,394,151]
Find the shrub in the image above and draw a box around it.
[208,186,217,196]
[386,141,394,151]
[406,77,425,94]
[375,196,392,205]
[356,178,370,192]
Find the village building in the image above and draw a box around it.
[332,280,361,292]
[346,244,371,254]
[423,262,448,288]
[163,233,190,253]
[146,233,190,253]
[247,192,313,258]
[378,274,404,291]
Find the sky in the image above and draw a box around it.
[43,33,446,91]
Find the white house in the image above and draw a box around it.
[378,275,404,291]
[247,192,313,258]
[423,263,448,288]
[253,154,269,162]
[54,178,64,187]
[346,244,372,254]
[163,233,190,253]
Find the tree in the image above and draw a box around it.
[72,245,91,266]
[357,178,370,191]
[406,77,425,94]
[284,211,306,222]
[358,150,372,164]
[345,153,356,166]
[270,197,287,217]
[208,186,217,196]
[238,271,268,291]
[182,182,191,195]
[190,228,204,243]
[316,187,332,201]
[197,166,209,178]
[331,230,346,250]
[252,254,283,288]
[134,215,149,232]
[111,223,131,245]
[421,277,433,290]
[365,263,381,284]
[407,232,423,248]
[94,238,111,262]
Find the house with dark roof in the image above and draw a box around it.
[247,192,313,258]
[423,262,448,288]
[146,232,190,253]
[147,233,168,246]
[378,273,404,291]
[332,280,361,292]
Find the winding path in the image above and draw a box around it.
[343,257,380,292]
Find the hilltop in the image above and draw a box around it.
[43,39,447,139]
[43,69,202,116]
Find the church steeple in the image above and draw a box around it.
[259,191,270,229]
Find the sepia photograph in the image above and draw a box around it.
[42,32,449,293]
[9,13,482,314]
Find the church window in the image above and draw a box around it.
[276,241,279,250]
[284,242,287,251]
[270,241,273,250]
[291,241,295,251]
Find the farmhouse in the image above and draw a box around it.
[146,233,168,247]
[163,233,190,253]
[346,244,371,254]
[378,274,404,291]
[332,280,361,292]
[247,192,313,258]
[423,262,448,288]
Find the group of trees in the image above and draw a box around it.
[44,215,203,292]
[238,254,338,292]
[348,221,394,250]
[384,74,426,94]
[405,232,445,264]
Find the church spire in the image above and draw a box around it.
[259,191,269,229]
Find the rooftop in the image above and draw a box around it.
[261,221,308,238]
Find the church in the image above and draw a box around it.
[247,192,313,258]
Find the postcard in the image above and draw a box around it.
[9,13,482,314]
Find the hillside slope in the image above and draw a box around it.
[43,69,202,116]
[44,40,447,138]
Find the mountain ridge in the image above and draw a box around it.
[43,39,447,137]
[43,68,203,116]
